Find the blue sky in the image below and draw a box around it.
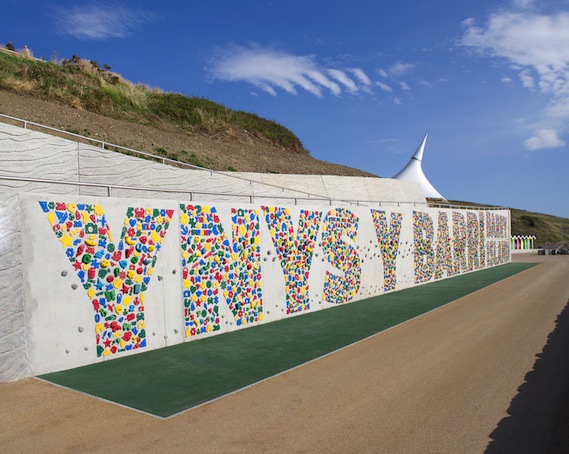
[3,0,569,218]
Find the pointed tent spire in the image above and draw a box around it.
[392,133,446,200]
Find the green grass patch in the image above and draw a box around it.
[0,51,306,153]
[40,263,535,417]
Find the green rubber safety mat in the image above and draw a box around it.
[40,262,536,418]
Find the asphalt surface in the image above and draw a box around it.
[2,254,568,453]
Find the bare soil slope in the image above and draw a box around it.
[0,90,377,177]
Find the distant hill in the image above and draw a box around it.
[449,201,569,246]
[510,209,569,246]
[1,48,567,244]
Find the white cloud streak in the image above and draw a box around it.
[460,5,569,150]
[210,45,375,98]
[52,2,154,40]
[388,62,415,78]
[525,128,566,150]
[376,81,393,92]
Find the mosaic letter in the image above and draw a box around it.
[263,207,322,314]
[39,201,172,357]
[452,212,467,275]
[413,211,434,283]
[179,205,262,337]
[467,212,480,271]
[479,212,486,268]
[321,209,360,304]
[434,211,452,280]
[371,210,402,291]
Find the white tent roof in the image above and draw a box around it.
[392,134,446,200]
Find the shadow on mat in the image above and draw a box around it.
[486,300,569,454]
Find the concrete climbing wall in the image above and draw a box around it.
[0,121,510,380]
[19,194,510,376]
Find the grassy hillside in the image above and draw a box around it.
[510,209,569,246]
[450,201,569,246]
[0,50,305,153]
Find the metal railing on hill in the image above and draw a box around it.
[0,112,505,210]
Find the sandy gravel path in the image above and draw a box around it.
[2,254,568,453]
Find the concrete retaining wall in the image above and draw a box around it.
[0,122,510,380]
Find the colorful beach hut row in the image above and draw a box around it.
[511,235,536,250]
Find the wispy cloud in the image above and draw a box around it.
[376,80,393,92]
[209,45,376,98]
[387,62,415,78]
[460,3,569,150]
[525,128,565,150]
[51,2,155,40]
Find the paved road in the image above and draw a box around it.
[2,254,569,453]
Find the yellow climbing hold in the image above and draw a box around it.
[59,233,73,248]
[113,278,122,289]
[93,204,104,216]
[85,235,97,247]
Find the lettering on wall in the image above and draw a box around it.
[434,211,452,280]
[39,201,172,356]
[413,211,434,283]
[179,205,262,338]
[486,212,510,266]
[321,209,361,304]
[452,212,467,275]
[479,213,486,268]
[414,210,507,284]
[262,207,322,314]
[371,210,402,291]
[36,200,511,361]
[467,212,480,271]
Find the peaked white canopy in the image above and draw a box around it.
[392,134,446,200]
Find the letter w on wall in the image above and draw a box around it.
[179,204,262,338]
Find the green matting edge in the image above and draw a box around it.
[40,262,536,418]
